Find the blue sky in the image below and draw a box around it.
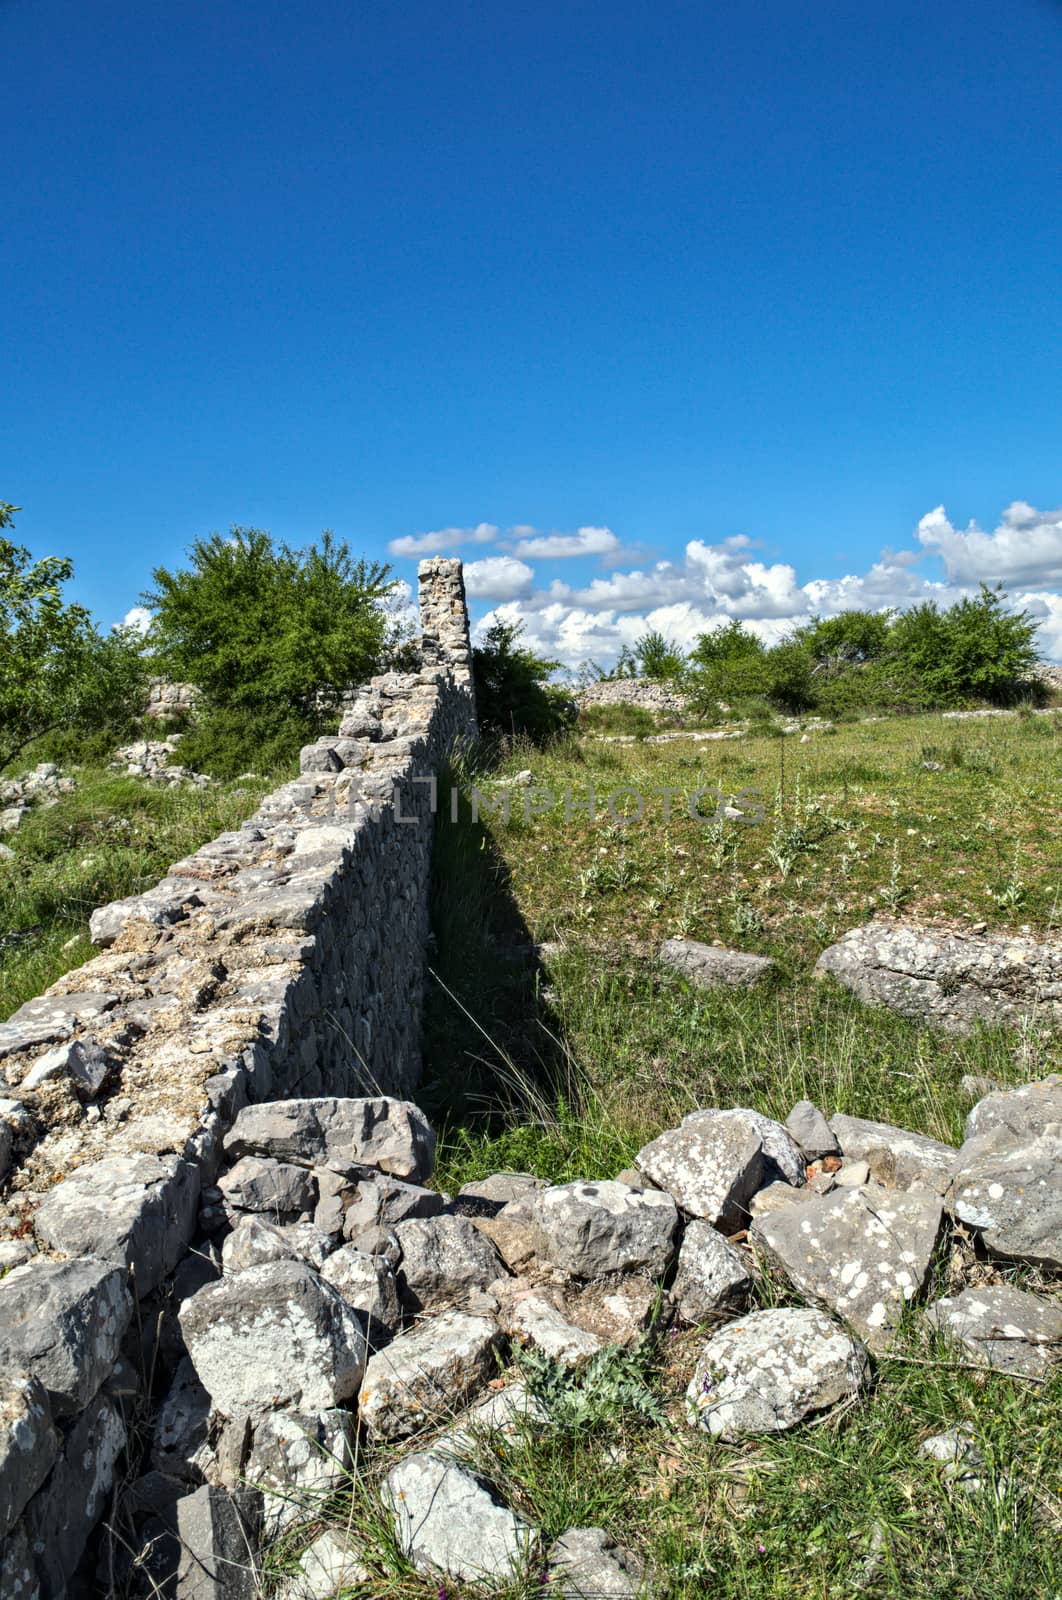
[3,0,1062,664]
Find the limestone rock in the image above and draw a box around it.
[289,1530,369,1599]
[502,1289,604,1366]
[925,1284,1062,1380]
[946,1132,1062,1267]
[567,1275,660,1344]
[531,1180,679,1279]
[814,922,1062,1032]
[749,1181,824,1218]
[436,1381,548,1459]
[671,1220,753,1324]
[339,1172,444,1237]
[217,1157,317,1218]
[458,1172,547,1208]
[33,1151,200,1297]
[245,1408,355,1534]
[828,1113,958,1195]
[358,1310,502,1440]
[784,1100,839,1160]
[391,1213,506,1311]
[319,1244,402,1333]
[89,879,202,946]
[175,1485,262,1599]
[750,1186,943,1348]
[659,938,775,989]
[964,1075,1062,1146]
[0,1257,132,1416]
[682,1108,805,1187]
[152,1357,215,1480]
[547,1526,650,1599]
[221,1215,333,1274]
[224,1096,435,1182]
[0,1371,57,1537]
[685,1307,868,1437]
[24,1391,127,1593]
[385,1450,533,1581]
[179,1261,367,1417]
[635,1116,764,1227]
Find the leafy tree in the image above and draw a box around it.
[888,585,1040,706]
[795,610,892,668]
[145,528,395,774]
[633,630,686,681]
[472,618,575,743]
[0,504,148,771]
[688,618,765,669]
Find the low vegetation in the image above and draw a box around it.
[0,764,274,1019]
[390,707,1062,1600]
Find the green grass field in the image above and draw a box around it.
[352,707,1061,1600]
[0,764,274,1018]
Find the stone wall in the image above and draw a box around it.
[144,676,199,718]
[0,558,476,1595]
[575,678,689,715]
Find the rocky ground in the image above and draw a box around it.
[4,1071,1054,1596]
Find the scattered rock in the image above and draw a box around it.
[319,1244,402,1333]
[358,1310,502,1440]
[458,1172,547,1208]
[784,1100,839,1161]
[217,1157,318,1218]
[814,922,1062,1032]
[179,1261,367,1417]
[925,1284,1062,1380]
[829,1113,958,1195]
[288,1530,369,1599]
[749,1181,824,1218]
[0,1258,132,1416]
[635,1117,764,1228]
[33,1151,200,1298]
[750,1186,943,1348]
[339,1172,444,1236]
[547,1526,650,1599]
[245,1408,355,1534]
[436,1380,548,1458]
[834,1160,871,1188]
[224,1096,436,1182]
[918,1427,996,1498]
[671,1219,753,1323]
[659,938,775,989]
[531,1180,679,1279]
[385,1450,533,1582]
[175,1485,262,1598]
[946,1131,1062,1267]
[24,1390,128,1593]
[502,1288,603,1366]
[685,1307,869,1437]
[964,1075,1062,1146]
[392,1213,507,1310]
[0,1371,58,1537]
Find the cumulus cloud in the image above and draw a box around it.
[116,606,152,634]
[917,501,1062,586]
[388,523,497,558]
[513,525,622,560]
[470,500,1062,671]
[463,556,535,601]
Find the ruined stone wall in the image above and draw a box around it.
[0,557,476,1595]
[575,678,689,715]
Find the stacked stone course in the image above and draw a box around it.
[0,558,476,1594]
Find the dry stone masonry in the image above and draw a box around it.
[0,564,1059,1593]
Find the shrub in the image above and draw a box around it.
[472,619,576,744]
[632,629,686,681]
[0,503,148,771]
[887,585,1040,707]
[145,528,394,774]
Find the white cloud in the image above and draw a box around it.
[463,556,535,601]
[388,523,497,558]
[917,501,1062,586]
[513,525,622,560]
[471,500,1062,671]
[116,606,152,634]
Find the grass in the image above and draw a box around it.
[0,760,275,1018]
[307,706,1061,1600]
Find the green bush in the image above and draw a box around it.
[145,528,395,775]
[578,703,658,738]
[887,585,1040,707]
[472,619,576,744]
[1,503,148,772]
